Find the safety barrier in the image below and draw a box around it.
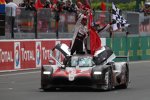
[106,36,150,61]
[0,39,71,71]
[0,36,150,71]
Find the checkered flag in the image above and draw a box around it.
[111,3,129,31]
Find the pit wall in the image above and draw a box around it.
[107,36,150,61]
[0,36,150,71]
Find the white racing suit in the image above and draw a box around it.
[70,13,88,55]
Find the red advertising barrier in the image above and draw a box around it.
[0,39,71,71]
[41,40,56,66]
[0,42,14,70]
[20,41,36,69]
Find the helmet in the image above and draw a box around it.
[82,15,88,20]
[81,15,87,25]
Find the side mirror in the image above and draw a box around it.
[49,60,54,65]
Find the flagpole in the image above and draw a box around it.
[109,3,112,38]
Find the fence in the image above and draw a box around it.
[1,7,150,39]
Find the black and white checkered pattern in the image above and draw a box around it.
[112,3,129,31]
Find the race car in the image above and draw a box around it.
[41,43,129,91]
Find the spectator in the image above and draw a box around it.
[63,0,77,13]
[19,0,36,11]
[19,0,28,7]
[53,0,65,38]
[26,0,36,11]
[43,0,51,8]
[5,0,18,38]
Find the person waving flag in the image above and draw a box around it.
[111,3,129,31]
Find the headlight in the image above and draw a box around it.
[43,71,51,75]
[94,71,102,75]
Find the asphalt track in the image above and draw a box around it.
[0,61,150,100]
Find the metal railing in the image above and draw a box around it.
[1,7,150,39]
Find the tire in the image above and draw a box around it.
[41,79,55,91]
[121,65,129,89]
[116,65,129,89]
[41,83,55,92]
[43,88,49,92]
[41,65,53,91]
[41,80,48,91]
[103,67,113,91]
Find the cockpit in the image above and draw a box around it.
[71,55,93,67]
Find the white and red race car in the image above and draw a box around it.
[41,43,129,91]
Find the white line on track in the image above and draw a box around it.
[129,60,150,64]
[0,71,40,77]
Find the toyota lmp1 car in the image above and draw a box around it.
[41,43,129,91]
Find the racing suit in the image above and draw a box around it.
[70,14,88,55]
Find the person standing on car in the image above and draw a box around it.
[70,13,89,55]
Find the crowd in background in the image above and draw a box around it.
[1,0,149,40]
[17,0,101,34]
[18,0,90,12]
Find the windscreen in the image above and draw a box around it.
[71,56,93,67]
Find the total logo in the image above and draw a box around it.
[14,42,20,69]
[36,42,41,67]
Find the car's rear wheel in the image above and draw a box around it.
[121,65,129,89]
[116,65,129,89]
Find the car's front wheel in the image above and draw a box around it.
[41,82,55,92]
[102,67,113,91]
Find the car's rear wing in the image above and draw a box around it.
[115,56,129,62]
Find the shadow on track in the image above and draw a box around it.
[38,87,129,92]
